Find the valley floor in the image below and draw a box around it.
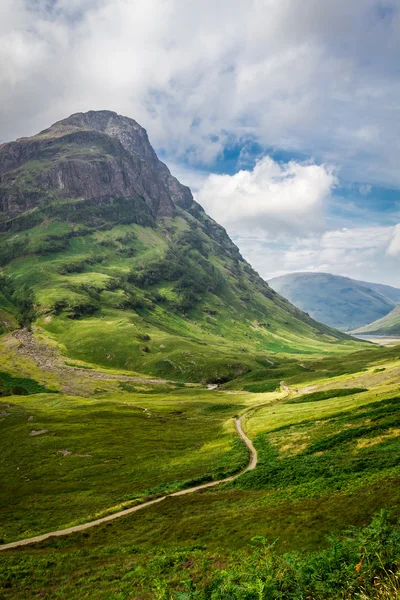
[354,334,400,346]
[0,329,399,598]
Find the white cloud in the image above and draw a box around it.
[320,226,392,250]
[359,184,372,195]
[196,157,337,234]
[235,225,400,286]
[387,223,400,257]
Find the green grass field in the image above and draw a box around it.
[0,339,399,598]
[0,388,249,544]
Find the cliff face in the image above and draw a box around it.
[0,110,193,221]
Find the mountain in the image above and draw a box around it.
[353,305,400,336]
[0,111,355,382]
[356,280,400,304]
[268,272,398,331]
[0,110,194,221]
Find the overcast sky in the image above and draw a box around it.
[1,0,400,285]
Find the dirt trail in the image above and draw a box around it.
[11,329,170,386]
[0,411,260,551]
[280,381,289,393]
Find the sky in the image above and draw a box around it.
[1,0,400,286]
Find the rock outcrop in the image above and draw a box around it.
[0,110,193,221]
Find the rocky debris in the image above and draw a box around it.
[280,381,290,393]
[57,449,92,457]
[0,411,10,418]
[57,449,72,456]
[297,385,318,394]
[13,328,60,373]
[29,429,48,436]
[11,329,170,390]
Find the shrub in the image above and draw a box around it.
[286,387,367,404]
[0,372,56,396]
[244,381,280,393]
[0,275,36,327]
[168,511,400,599]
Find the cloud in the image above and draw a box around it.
[1,0,400,187]
[387,223,400,256]
[234,225,400,286]
[196,157,337,234]
[359,184,372,195]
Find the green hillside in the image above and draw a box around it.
[0,112,357,383]
[354,305,400,336]
[269,271,397,331]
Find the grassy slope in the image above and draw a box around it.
[269,271,397,331]
[0,216,360,384]
[0,341,399,598]
[354,305,400,335]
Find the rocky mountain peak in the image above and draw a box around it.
[35,110,155,160]
[0,110,194,223]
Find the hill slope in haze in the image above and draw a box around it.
[0,111,356,382]
[269,272,398,331]
[353,305,400,335]
[357,280,400,303]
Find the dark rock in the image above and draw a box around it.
[0,110,194,222]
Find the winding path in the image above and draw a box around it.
[0,412,259,551]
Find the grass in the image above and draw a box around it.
[0,341,398,598]
[0,388,248,544]
[1,512,399,599]
[235,395,400,498]
[0,207,398,597]
[285,387,367,403]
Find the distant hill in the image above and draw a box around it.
[356,280,400,304]
[268,272,398,332]
[353,305,400,336]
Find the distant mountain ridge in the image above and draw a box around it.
[356,280,400,304]
[268,272,399,332]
